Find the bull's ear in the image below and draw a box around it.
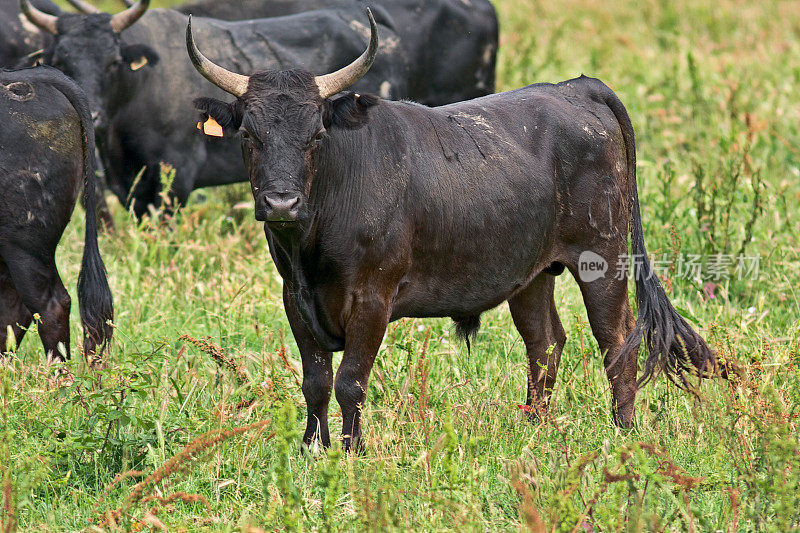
[121,44,160,71]
[193,97,242,137]
[323,92,379,130]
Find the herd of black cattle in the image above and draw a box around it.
[1,0,719,449]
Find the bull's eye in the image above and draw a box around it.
[241,131,253,144]
[306,128,326,149]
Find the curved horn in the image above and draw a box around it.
[186,16,250,98]
[314,8,379,99]
[64,0,101,14]
[19,0,58,35]
[110,0,149,33]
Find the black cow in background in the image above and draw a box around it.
[148,0,499,106]
[187,15,718,451]
[19,0,408,217]
[0,0,60,67]
[0,66,113,362]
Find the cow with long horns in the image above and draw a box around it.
[0,0,61,67]
[116,0,498,106]
[187,12,718,451]
[0,66,113,362]
[19,0,407,216]
[163,0,499,106]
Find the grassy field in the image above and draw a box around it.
[3,0,800,530]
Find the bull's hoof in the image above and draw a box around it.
[518,402,549,423]
[301,436,330,457]
[718,359,741,381]
[611,408,636,429]
[340,434,366,455]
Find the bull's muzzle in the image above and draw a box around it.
[256,193,302,222]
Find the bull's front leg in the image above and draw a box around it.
[283,284,333,449]
[335,295,390,453]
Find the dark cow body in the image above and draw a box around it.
[174,0,498,106]
[188,21,717,451]
[20,0,407,217]
[0,66,113,361]
[0,0,59,67]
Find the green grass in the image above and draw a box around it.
[3,0,800,530]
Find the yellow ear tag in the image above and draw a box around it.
[130,56,148,71]
[198,117,223,137]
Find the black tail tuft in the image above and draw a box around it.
[620,194,716,389]
[600,84,716,389]
[453,315,481,356]
[46,73,115,360]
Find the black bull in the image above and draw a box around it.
[188,20,718,451]
[19,0,408,217]
[0,66,113,361]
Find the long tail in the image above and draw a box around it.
[601,82,716,388]
[43,68,115,357]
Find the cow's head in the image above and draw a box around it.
[20,0,158,130]
[187,11,379,225]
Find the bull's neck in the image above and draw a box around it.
[265,220,343,351]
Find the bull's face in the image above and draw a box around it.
[20,0,157,131]
[195,75,325,224]
[186,10,379,226]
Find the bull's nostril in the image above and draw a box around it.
[264,194,302,221]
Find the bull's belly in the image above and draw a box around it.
[388,258,545,321]
[386,207,556,320]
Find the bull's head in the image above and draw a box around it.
[19,0,158,130]
[187,11,379,224]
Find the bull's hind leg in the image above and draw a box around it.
[569,250,638,427]
[509,274,566,414]
[0,247,71,361]
[0,258,33,353]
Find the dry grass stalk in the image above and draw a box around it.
[92,470,146,516]
[1,470,15,533]
[94,420,275,528]
[275,342,301,389]
[511,474,546,532]
[179,335,248,385]
[414,328,433,485]
[142,491,211,511]
[415,328,432,417]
